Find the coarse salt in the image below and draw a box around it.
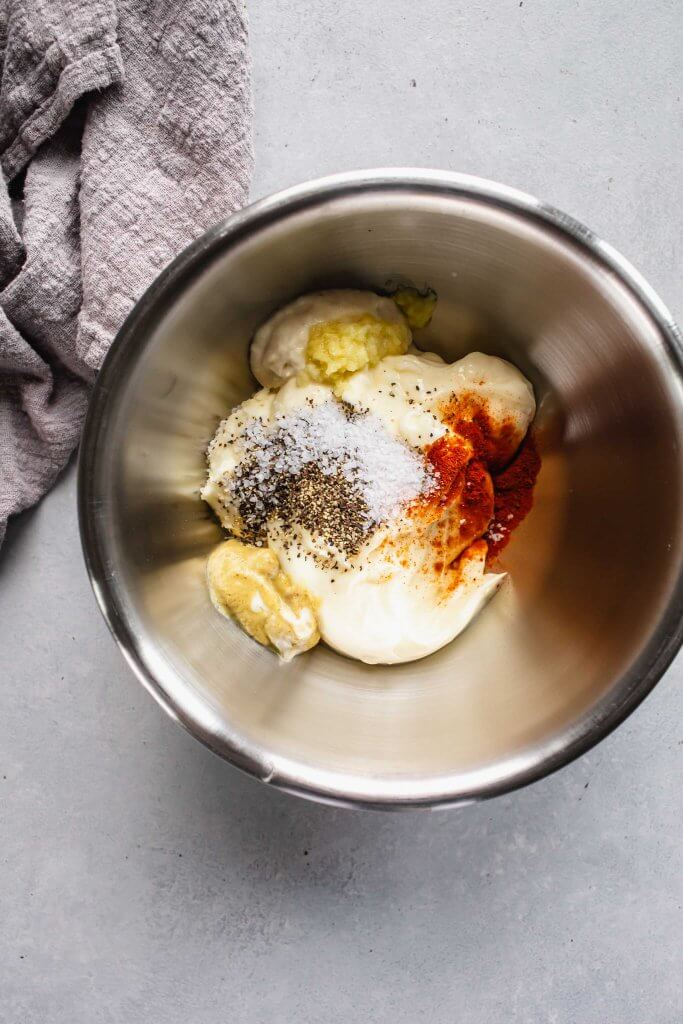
[225,399,432,543]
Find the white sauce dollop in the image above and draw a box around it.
[250,289,410,388]
[203,346,535,664]
[270,527,504,665]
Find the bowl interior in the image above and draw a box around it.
[82,178,683,806]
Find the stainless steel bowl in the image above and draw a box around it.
[79,169,683,809]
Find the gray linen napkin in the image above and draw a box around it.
[0,0,253,545]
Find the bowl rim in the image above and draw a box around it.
[78,168,683,810]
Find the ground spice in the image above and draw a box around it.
[460,459,494,538]
[423,435,467,507]
[223,398,433,564]
[276,464,372,556]
[443,394,518,470]
[485,432,541,558]
[413,392,540,568]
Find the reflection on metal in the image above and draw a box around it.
[79,170,683,809]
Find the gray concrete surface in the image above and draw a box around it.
[2,2,682,1021]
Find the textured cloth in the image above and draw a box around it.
[0,0,253,545]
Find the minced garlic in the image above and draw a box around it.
[304,314,410,385]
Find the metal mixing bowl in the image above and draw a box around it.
[79,170,683,809]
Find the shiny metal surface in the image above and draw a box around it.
[79,170,683,809]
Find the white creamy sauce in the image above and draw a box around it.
[339,350,534,449]
[269,526,504,664]
[203,289,535,665]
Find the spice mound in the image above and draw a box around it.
[221,398,432,560]
[202,288,539,664]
